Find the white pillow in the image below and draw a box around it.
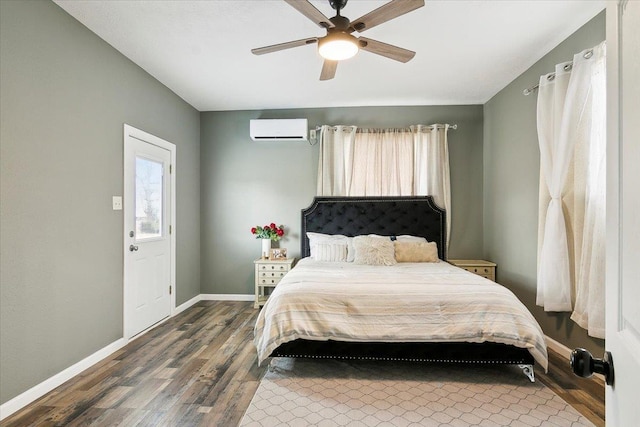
[366,234,428,243]
[345,237,355,262]
[352,236,397,266]
[395,235,428,243]
[307,232,353,262]
[315,243,348,262]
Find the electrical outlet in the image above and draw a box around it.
[112,196,123,210]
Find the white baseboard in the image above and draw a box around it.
[545,335,572,359]
[174,293,252,313]
[200,294,254,302]
[0,293,255,420]
[0,337,127,421]
[174,294,203,315]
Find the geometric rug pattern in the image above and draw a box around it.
[240,358,594,427]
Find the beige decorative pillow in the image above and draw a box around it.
[353,236,397,266]
[394,241,439,263]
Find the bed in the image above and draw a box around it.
[254,196,548,381]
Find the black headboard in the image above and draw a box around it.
[301,196,447,260]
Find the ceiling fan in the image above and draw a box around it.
[251,0,425,80]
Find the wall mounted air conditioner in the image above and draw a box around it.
[250,118,308,141]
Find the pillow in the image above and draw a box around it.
[345,237,355,262]
[395,235,428,243]
[367,234,427,243]
[394,241,439,263]
[352,236,397,266]
[307,232,353,262]
[314,242,348,262]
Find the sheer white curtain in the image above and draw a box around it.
[412,125,451,246]
[536,42,606,337]
[571,43,606,338]
[317,124,451,243]
[316,125,357,196]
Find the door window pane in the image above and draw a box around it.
[135,156,163,239]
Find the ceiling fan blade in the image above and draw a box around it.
[350,0,425,33]
[284,0,334,29]
[252,37,318,55]
[320,60,338,80]
[358,37,415,63]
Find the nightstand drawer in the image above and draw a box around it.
[259,270,287,279]
[461,266,493,275]
[258,263,290,272]
[258,276,283,285]
[448,259,497,282]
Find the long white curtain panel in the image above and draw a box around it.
[570,42,606,338]
[536,41,606,335]
[536,60,575,312]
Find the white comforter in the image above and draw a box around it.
[254,258,548,370]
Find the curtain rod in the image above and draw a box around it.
[314,124,457,131]
[523,48,595,96]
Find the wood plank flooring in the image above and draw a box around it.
[536,347,605,427]
[1,301,605,426]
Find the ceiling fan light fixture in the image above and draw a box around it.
[318,32,358,61]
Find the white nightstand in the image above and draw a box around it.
[254,258,295,308]
[448,259,497,282]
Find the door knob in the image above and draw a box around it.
[570,348,614,386]
[129,245,139,252]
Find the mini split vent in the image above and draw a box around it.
[250,119,308,141]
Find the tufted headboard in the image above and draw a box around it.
[301,196,447,260]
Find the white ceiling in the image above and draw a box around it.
[53,0,604,112]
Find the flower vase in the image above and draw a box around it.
[261,238,271,259]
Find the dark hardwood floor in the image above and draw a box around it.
[1,301,604,426]
[536,347,605,427]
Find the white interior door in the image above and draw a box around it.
[605,1,640,424]
[124,125,176,338]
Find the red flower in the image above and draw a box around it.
[251,222,285,240]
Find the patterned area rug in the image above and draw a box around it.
[240,358,594,427]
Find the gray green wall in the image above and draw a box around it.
[0,0,201,404]
[200,106,483,294]
[483,11,606,355]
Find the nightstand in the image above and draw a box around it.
[448,259,497,281]
[254,258,295,308]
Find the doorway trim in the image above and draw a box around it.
[123,124,177,340]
